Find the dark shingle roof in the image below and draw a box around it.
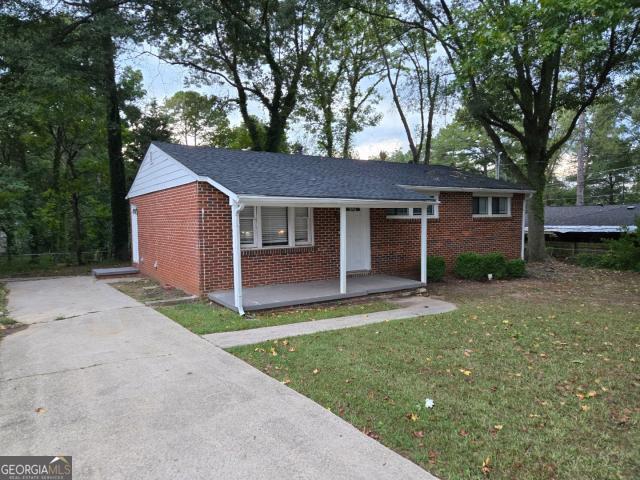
[154,142,531,201]
[526,204,640,228]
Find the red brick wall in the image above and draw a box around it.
[132,183,524,295]
[371,192,524,278]
[198,183,339,292]
[130,183,201,295]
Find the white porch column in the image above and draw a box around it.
[421,205,428,284]
[231,202,245,315]
[339,206,347,294]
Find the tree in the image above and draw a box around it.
[396,0,640,260]
[163,91,229,146]
[125,99,173,165]
[299,10,383,158]
[376,22,444,164]
[153,0,341,152]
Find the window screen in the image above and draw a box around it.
[473,197,489,215]
[294,208,310,244]
[239,206,255,245]
[261,207,288,246]
[492,197,508,214]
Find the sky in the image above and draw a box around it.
[120,45,454,160]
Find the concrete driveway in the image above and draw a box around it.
[0,277,436,479]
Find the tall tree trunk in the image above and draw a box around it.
[526,155,547,261]
[424,94,436,164]
[102,33,129,260]
[575,111,587,206]
[265,111,286,152]
[71,192,83,265]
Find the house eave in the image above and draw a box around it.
[234,194,438,208]
[401,185,535,194]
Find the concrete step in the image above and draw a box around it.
[92,266,139,279]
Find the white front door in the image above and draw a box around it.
[346,207,371,271]
[131,205,139,263]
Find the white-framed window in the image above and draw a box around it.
[472,194,512,217]
[240,206,314,249]
[386,204,438,219]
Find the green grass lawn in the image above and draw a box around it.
[0,283,17,329]
[231,262,640,480]
[158,300,397,335]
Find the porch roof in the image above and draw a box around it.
[151,141,531,203]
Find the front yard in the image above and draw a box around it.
[231,262,640,479]
[158,299,398,334]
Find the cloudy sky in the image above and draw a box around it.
[121,45,454,159]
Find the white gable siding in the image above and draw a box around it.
[127,144,197,199]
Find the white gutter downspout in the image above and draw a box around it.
[421,205,428,284]
[339,207,347,294]
[230,200,245,316]
[521,193,532,260]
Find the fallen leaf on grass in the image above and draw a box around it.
[362,427,380,440]
[412,430,425,438]
[270,347,278,357]
[481,457,491,475]
[459,369,472,376]
[459,429,469,437]
[312,368,319,374]
[282,378,291,385]
[580,405,590,412]
[587,390,597,398]
[406,412,419,422]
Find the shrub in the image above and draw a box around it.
[454,252,507,280]
[426,256,446,282]
[482,253,508,279]
[454,253,484,280]
[506,259,526,278]
[573,252,603,268]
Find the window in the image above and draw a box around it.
[472,197,489,215]
[294,207,311,244]
[239,206,256,246]
[473,195,511,217]
[239,206,313,249]
[386,204,438,219]
[261,207,289,246]
[492,197,509,215]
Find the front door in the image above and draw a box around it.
[346,207,371,271]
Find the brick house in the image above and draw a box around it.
[127,142,532,313]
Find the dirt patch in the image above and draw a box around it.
[429,259,640,309]
[111,278,189,303]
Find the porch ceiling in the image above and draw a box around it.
[208,275,425,312]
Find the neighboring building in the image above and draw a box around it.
[526,204,640,241]
[127,142,532,313]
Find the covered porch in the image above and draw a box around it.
[225,194,437,314]
[208,274,425,312]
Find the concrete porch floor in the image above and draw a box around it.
[208,274,425,312]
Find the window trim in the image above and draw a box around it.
[472,193,512,218]
[386,198,439,220]
[241,206,314,250]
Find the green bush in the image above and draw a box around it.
[453,253,528,280]
[573,252,603,268]
[454,252,507,280]
[426,256,446,282]
[571,219,640,272]
[506,259,526,278]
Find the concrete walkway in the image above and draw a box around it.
[0,277,438,480]
[205,296,456,348]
